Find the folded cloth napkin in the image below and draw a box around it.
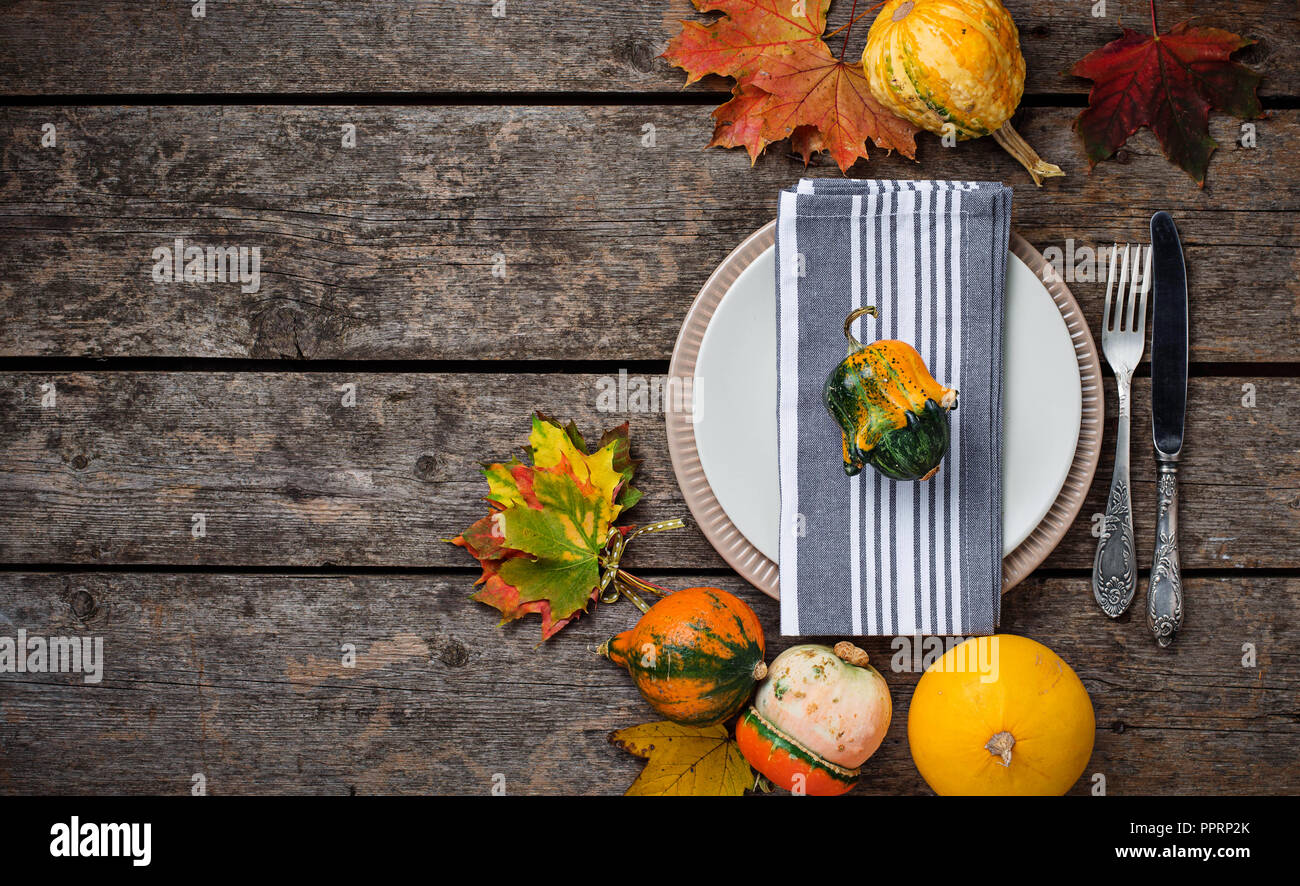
[776,179,1011,637]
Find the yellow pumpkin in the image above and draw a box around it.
[907,635,1095,795]
[862,0,1063,185]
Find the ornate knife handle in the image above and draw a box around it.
[1092,406,1137,617]
[1148,460,1183,647]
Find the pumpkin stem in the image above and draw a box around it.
[833,641,871,668]
[752,660,768,681]
[596,632,631,667]
[843,305,879,353]
[992,121,1064,187]
[985,730,1015,767]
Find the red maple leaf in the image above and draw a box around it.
[664,0,918,173]
[1069,0,1262,186]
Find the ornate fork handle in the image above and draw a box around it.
[1093,376,1137,617]
[1148,461,1183,647]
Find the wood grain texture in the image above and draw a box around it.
[0,0,1296,801]
[0,571,1293,795]
[1,106,1294,361]
[0,372,1295,570]
[0,1,1292,97]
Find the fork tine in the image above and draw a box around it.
[1137,245,1152,340]
[1103,243,1119,332]
[1115,244,1131,330]
[1124,245,1136,330]
[1127,244,1144,330]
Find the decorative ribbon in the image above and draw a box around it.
[598,517,686,612]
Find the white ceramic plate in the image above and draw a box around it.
[692,238,1082,564]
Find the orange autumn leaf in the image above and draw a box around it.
[665,0,830,85]
[664,0,918,172]
[747,45,920,173]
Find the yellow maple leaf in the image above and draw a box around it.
[482,460,527,509]
[529,416,627,519]
[610,721,753,796]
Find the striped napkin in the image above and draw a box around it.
[776,179,1011,637]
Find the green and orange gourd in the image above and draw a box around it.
[597,586,767,727]
[824,305,958,481]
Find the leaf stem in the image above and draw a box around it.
[839,0,862,62]
[1149,0,1158,34]
[825,1,883,41]
[618,570,672,600]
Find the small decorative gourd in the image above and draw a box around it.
[862,0,1063,186]
[907,635,1096,795]
[824,306,957,481]
[597,587,766,727]
[735,642,892,796]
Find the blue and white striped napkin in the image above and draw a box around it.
[776,179,1010,637]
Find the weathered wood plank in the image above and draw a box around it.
[0,1,1292,97]
[1,106,1294,360]
[1044,376,1300,571]
[0,373,1295,569]
[0,572,1293,795]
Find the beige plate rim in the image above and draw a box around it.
[665,220,1104,600]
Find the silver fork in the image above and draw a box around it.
[1093,243,1152,617]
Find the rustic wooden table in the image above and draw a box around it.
[0,1,1295,796]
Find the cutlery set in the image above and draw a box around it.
[1092,212,1187,647]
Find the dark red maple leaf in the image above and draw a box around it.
[1070,0,1262,185]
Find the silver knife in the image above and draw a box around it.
[1148,212,1187,647]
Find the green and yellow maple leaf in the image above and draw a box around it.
[482,458,531,510]
[529,419,626,521]
[596,423,642,512]
[498,467,615,621]
[450,414,642,641]
[610,721,753,796]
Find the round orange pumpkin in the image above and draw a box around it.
[907,634,1095,795]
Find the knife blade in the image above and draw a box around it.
[1147,211,1187,647]
[1150,212,1188,456]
